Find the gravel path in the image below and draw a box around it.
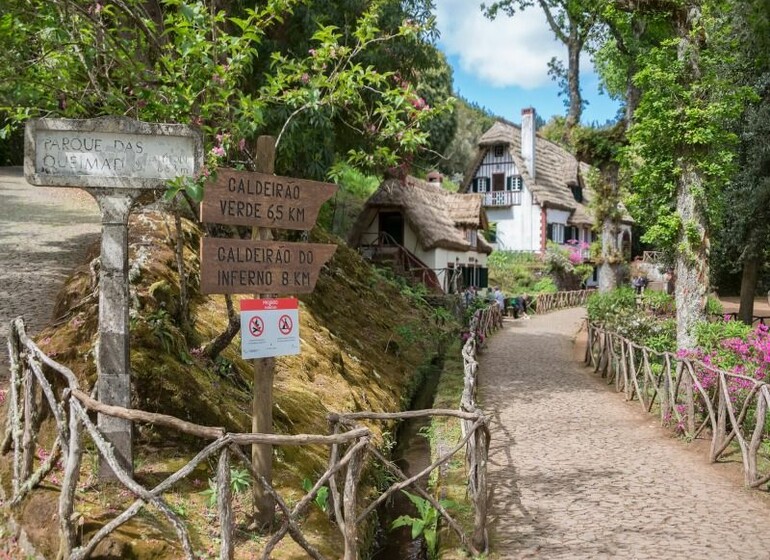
[480,308,770,559]
[0,166,100,378]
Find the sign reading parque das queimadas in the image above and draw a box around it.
[199,237,337,295]
[200,168,337,230]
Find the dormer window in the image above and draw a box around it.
[493,145,505,158]
[570,184,583,203]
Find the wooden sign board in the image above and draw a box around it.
[24,117,202,189]
[200,238,337,294]
[201,168,337,230]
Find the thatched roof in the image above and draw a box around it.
[348,175,491,254]
[462,120,633,226]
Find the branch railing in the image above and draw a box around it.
[1,310,499,559]
[535,289,595,314]
[586,322,770,489]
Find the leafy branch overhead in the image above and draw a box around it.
[0,0,450,178]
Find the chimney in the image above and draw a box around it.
[426,170,442,185]
[521,107,536,179]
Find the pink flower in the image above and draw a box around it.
[211,146,225,158]
[301,73,310,84]
[238,138,246,152]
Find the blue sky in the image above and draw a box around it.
[434,0,622,126]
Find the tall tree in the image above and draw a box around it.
[621,0,749,348]
[483,0,605,130]
[714,0,770,322]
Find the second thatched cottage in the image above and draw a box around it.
[348,173,492,293]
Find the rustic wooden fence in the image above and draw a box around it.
[586,322,770,488]
[1,307,501,559]
[534,289,595,314]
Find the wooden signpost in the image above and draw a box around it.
[201,168,336,230]
[200,238,336,295]
[199,137,337,527]
[24,117,203,478]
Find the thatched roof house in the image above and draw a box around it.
[349,174,491,292]
[461,108,633,267]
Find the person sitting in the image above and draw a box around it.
[519,294,531,319]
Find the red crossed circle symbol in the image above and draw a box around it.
[249,316,264,338]
[278,314,293,335]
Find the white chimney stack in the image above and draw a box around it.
[521,107,536,179]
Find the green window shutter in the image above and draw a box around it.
[506,176,512,190]
[479,268,489,289]
[547,223,553,241]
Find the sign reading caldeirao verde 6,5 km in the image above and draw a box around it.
[201,168,336,230]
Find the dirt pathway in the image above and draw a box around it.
[479,308,770,559]
[0,166,100,378]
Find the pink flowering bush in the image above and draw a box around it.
[670,320,770,434]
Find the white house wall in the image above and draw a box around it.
[472,151,547,253]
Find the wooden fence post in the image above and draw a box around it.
[57,395,83,560]
[470,422,489,553]
[343,441,365,560]
[218,447,234,560]
[682,363,696,437]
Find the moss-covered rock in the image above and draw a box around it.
[16,208,447,558]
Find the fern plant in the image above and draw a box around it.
[391,491,455,559]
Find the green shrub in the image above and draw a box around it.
[532,277,557,294]
[694,320,752,352]
[642,291,675,317]
[586,287,637,323]
[706,295,724,316]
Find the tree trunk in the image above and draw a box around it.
[202,294,240,360]
[674,161,709,349]
[738,255,759,324]
[674,3,709,350]
[624,16,646,129]
[598,166,621,293]
[598,218,619,293]
[566,32,583,129]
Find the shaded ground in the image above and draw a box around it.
[479,308,770,559]
[0,166,100,378]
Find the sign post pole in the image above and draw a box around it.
[252,136,276,527]
[93,191,139,477]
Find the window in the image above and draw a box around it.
[506,175,523,192]
[465,229,478,247]
[546,223,565,244]
[493,145,505,157]
[566,226,579,242]
[570,184,583,203]
[472,177,489,193]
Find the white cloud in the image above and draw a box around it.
[435,0,565,89]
